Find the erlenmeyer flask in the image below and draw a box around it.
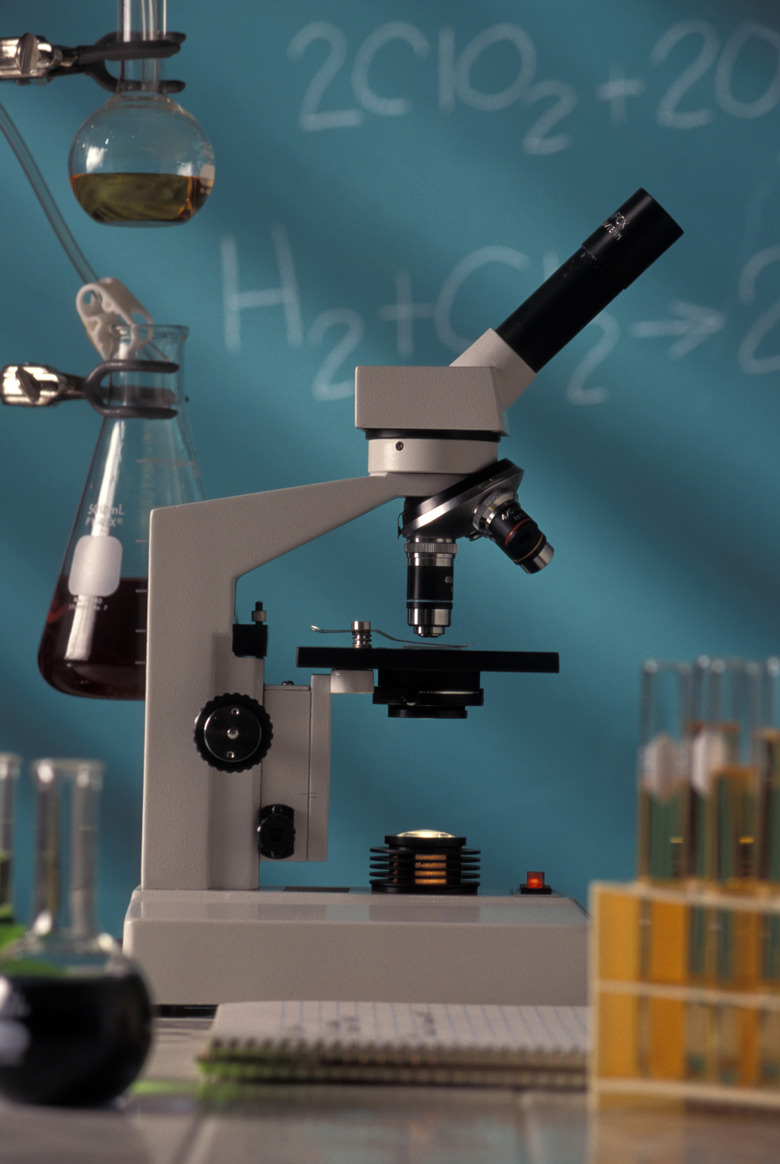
[0,759,153,1106]
[68,0,214,226]
[38,323,203,700]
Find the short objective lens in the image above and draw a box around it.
[472,489,553,574]
[405,537,457,637]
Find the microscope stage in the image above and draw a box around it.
[124,888,588,1008]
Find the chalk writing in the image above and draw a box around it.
[221,226,727,405]
[287,18,780,139]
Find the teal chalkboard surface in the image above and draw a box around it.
[1,0,780,932]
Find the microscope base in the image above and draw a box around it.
[123,888,588,1007]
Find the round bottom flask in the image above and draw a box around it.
[0,760,153,1106]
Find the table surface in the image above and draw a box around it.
[2,1018,780,1164]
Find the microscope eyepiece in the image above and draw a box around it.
[495,188,683,372]
[580,188,683,290]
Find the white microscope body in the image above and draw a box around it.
[123,191,682,1005]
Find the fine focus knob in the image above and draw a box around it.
[257,803,296,860]
[194,693,273,772]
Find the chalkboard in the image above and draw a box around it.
[1,0,780,933]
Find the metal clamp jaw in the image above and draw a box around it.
[0,31,185,91]
[0,358,179,417]
[0,364,84,407]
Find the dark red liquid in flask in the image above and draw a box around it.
[38,575,148,700]
[37,324,201,702]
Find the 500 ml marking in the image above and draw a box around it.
[288,18,780,139]
[86,502,125,529]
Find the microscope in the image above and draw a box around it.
[123,190,682,1007]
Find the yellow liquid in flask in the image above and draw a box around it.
[71,172,213,225]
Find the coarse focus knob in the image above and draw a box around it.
[194,693,273,772]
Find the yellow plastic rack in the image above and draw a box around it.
[590,879,780,1110]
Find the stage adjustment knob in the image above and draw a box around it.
[194,693,273,772]
[257,803,296,860]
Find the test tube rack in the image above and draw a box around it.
[590,878,780,1110]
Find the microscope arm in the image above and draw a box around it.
[142,471,461,891]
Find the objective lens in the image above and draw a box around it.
[473,490,553,573]
[405,537,457,637]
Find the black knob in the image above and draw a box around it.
[194,693,273,772]
[257,804,296,860]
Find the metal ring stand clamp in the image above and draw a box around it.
[10,31,186,92]
[82,358,180,419]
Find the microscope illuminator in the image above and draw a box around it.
[370,832,481,895]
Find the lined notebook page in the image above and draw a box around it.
[209,1000,589,1055]
[199,1003,589,1089]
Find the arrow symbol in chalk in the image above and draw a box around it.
[629,301,726,359]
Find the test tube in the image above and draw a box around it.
[685,658,761,1085]
[636,662,691,1082]
[0,754,21,942]
[687,656,760,889]
[756,658,780,1085]
[756,657,780,889]
[637,660,692,882]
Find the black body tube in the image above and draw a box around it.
[496,189,683,373]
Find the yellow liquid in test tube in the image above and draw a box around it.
[756,731,780,1083]
[637,788,687,881]
[593,887,642,1080]
[718,1006,759,1087]
[713,764,757,888]
[757,730,780,887]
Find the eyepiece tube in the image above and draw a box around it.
[495,189,683,372]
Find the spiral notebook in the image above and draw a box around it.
[198,1001,589,1090]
